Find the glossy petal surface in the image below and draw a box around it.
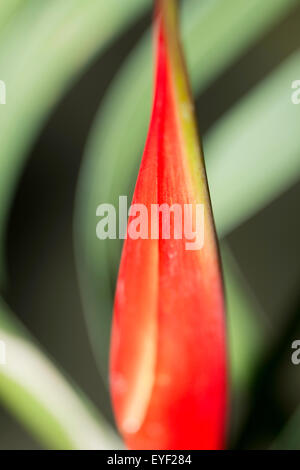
[110,0,227,450]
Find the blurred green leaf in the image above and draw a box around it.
[75,0,298,380]
[272,408,300,450]
[0,0,150,281]
[207,48,300,236]
[221,244,272,444]
[0,0,150,448]
[0,0,24,33]
[0,298,120,449]
[222,246,268,390]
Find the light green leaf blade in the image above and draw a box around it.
[272,407,300,450]
[0,298,120,450]
[0,0,25,33]
[0,0,149,447]
[222,246,268,389]
[220,244,271,442]
[75,0,298,380]
[207,48,300,236]
[0,0,150,280]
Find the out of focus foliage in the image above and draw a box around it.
[0,0,300,449]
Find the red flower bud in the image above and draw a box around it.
[110,0,227,450]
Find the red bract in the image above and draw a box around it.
[110,0,227,450]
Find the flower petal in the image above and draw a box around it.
[110,0,227,450]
